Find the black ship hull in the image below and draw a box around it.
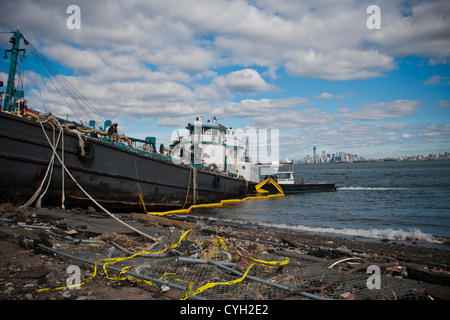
[0,111,248,212]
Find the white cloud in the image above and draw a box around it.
[314,92,354,100]
[314,92,334,100]
[419,124,450,139]
[1,0,449,159]
[424,75,450,86]
[26,69,208,123]
[248,108,339,129]
[284,48,394,80]
[0,72,7,83]
[437,100,450,108]
[3,0,448,82]
[140,45,216,74]
[42,44,104,74]
[367,0,450,60]
[345,100,421,121]
[212,69,275,94]
[338,107,351,113]
[215,97,310,119]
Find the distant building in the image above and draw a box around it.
[295,148,449,163]
[298,148,362,164]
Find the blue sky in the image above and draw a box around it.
[1,0,449,160]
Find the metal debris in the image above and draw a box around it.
[1,208,448,300]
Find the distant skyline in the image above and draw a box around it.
[1,0,449,160]
[296,146,450,163]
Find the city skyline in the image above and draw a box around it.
[0,1,449,161]
[293,146,450,163]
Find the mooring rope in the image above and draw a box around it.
[18,119,62,210]
[33,115,158,242]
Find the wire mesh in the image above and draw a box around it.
[49,228,427,300]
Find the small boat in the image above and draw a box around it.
[257,164,336,194]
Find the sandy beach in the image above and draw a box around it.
[0,203,449,303]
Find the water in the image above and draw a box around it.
[189,160,450,246]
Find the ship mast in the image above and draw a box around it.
[2,30,28,112]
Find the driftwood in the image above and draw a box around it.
[273,250,326,263]
[280,236,302,248]
[131,213,195,229]
[406,264,450,287]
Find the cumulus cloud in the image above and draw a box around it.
[243,107,339,129]
[140,45,216,74]
[212,69,275,94]
[366,0,450,60]
[314,92,335,100]
[42,44,104,74]
[420,124,450,139]
[216,97,310,119]
[284,48,394,80]
[2,0,449,82]
[424,75,450,86]
[1,0,449,158]
[314,92,354,100]
[437,100,450,108]
[345,100,422,121]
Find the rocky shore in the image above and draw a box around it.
[0,204,449,302]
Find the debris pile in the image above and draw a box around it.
[0,207,449,300]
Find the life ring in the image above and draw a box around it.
[208,163,218,171]
[79,141,95,161]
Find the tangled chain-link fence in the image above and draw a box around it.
[35,228,427,300]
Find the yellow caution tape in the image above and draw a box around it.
[36,223,289,298]
[102,263,154,286]
[249,256,290,266]
[201,236,228,252]
[179,234,289,299]
[160,272,194,291]
[36,229,194,293]
[181,262,255,300]
[36,256,109,292]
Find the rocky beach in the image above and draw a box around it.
[0,203,449,303]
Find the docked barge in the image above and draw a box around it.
[0,30,260,212]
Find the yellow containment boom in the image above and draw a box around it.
[140,177,284,216]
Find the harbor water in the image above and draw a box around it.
[188,160,450,246]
